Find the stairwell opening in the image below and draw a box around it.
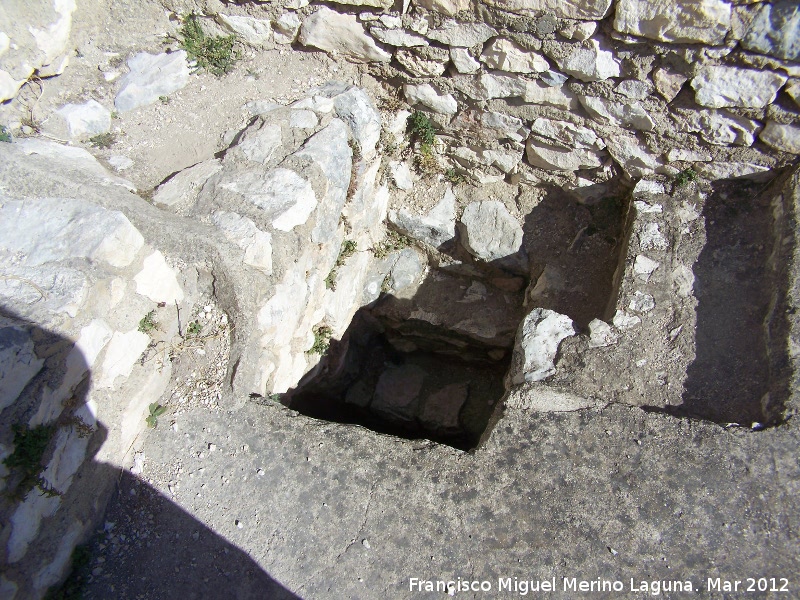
[282,186,634,450]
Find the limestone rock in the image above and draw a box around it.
[415,0,471,16]
[615,79,652,100]
[390,188,456,248]
[694,162,773,181]
[372,365,426,421]
[419,382,468,433]
[579,96,655,131]
[212,211,273,274]
[219,168,318,232]
[115,51,191,112]
[551,39,621,82]
[426,20,497,47]
[677,109,761,146]
[605,133,665,178]
[509,308,575,385]
[480,39,549,73]
[388,248,424,292]
[786,80,800,109]
[134,251,184,304]
[97,330,150,389]
[666,148,713,162]
[0,0,77,102]
[523,80,578,109]
[634,254,660,280]
[450,48,481,74]
[691,66,787,108]
[587,319,619,348]
[526,117,606,171]
[0,327,44,411]
[388,161,414,191]
[292,119,353,242]
[453,73,527,101]
[404,83,458,115]
[153,159,222,209]
[652,68,687,102]
[217,14,273,46]
[741,0,800,61]
[370,27,428,47]
[329,86,382,158]
[613,0,732,44]
[481,0,613,20]
[55,100,111,140]
[458,200,523,262]
[759,121,800,154]
[327,0,392,8]
[299,8,392,63]
[539,69,569,87]
[273,13,301,45]
[396,49,448,77]
[237,123,284,164]
[0,197,144,270]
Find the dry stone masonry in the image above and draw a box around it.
[1,0,800,596]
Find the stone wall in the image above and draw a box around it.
[206,0,800,190]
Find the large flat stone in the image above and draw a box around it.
[676,110,761,146]
[0,197,144,269]
[212,211,273,274]
[220,168,318,232]
[741,0,800,61]
[115,51,191,112]
[425,20,497,47]
[759,121,800,154]
[371,364,426,421]
[480,38,549,73]
[508,308,575,385]
[404,83,458,115]
[388,187,456,248]
[526,117,606,170]
[550,39,621,82]
[613,0,731,44]
[458,200,523,262]
[691,66,787,108]
[578,95,655,131]
[482,0,613,20]
[299,8,391,63]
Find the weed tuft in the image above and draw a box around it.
[407,111,435,147]
[674,168,698,187]
[88,132,116,149]
[325,240,358,291]
[146,403,167,428]
[3,423,58,499]
[0,125,11,143]
[372,229,410,258]
[138,310,158,334]
[179,13,239,76]
[309,324,333,354]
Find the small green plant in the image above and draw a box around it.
[414,143,439,173]
[3,423,58,499]
[138,310,158,334]
[407,111,436,147]
[159,95,171,104]
[372,229,410,258]
[145,403,167,428]
[179,13,239,76]
[444,167,464,184]
[674,168,698,187]
[88,132,116,149]
[309,325,333,354]
[186,320,203,337]
[111,111,120,120]
[325,240,358,291]
[0,125,11,143]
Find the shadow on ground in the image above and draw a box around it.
[676,172,794,426]
[0,306,299,599]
